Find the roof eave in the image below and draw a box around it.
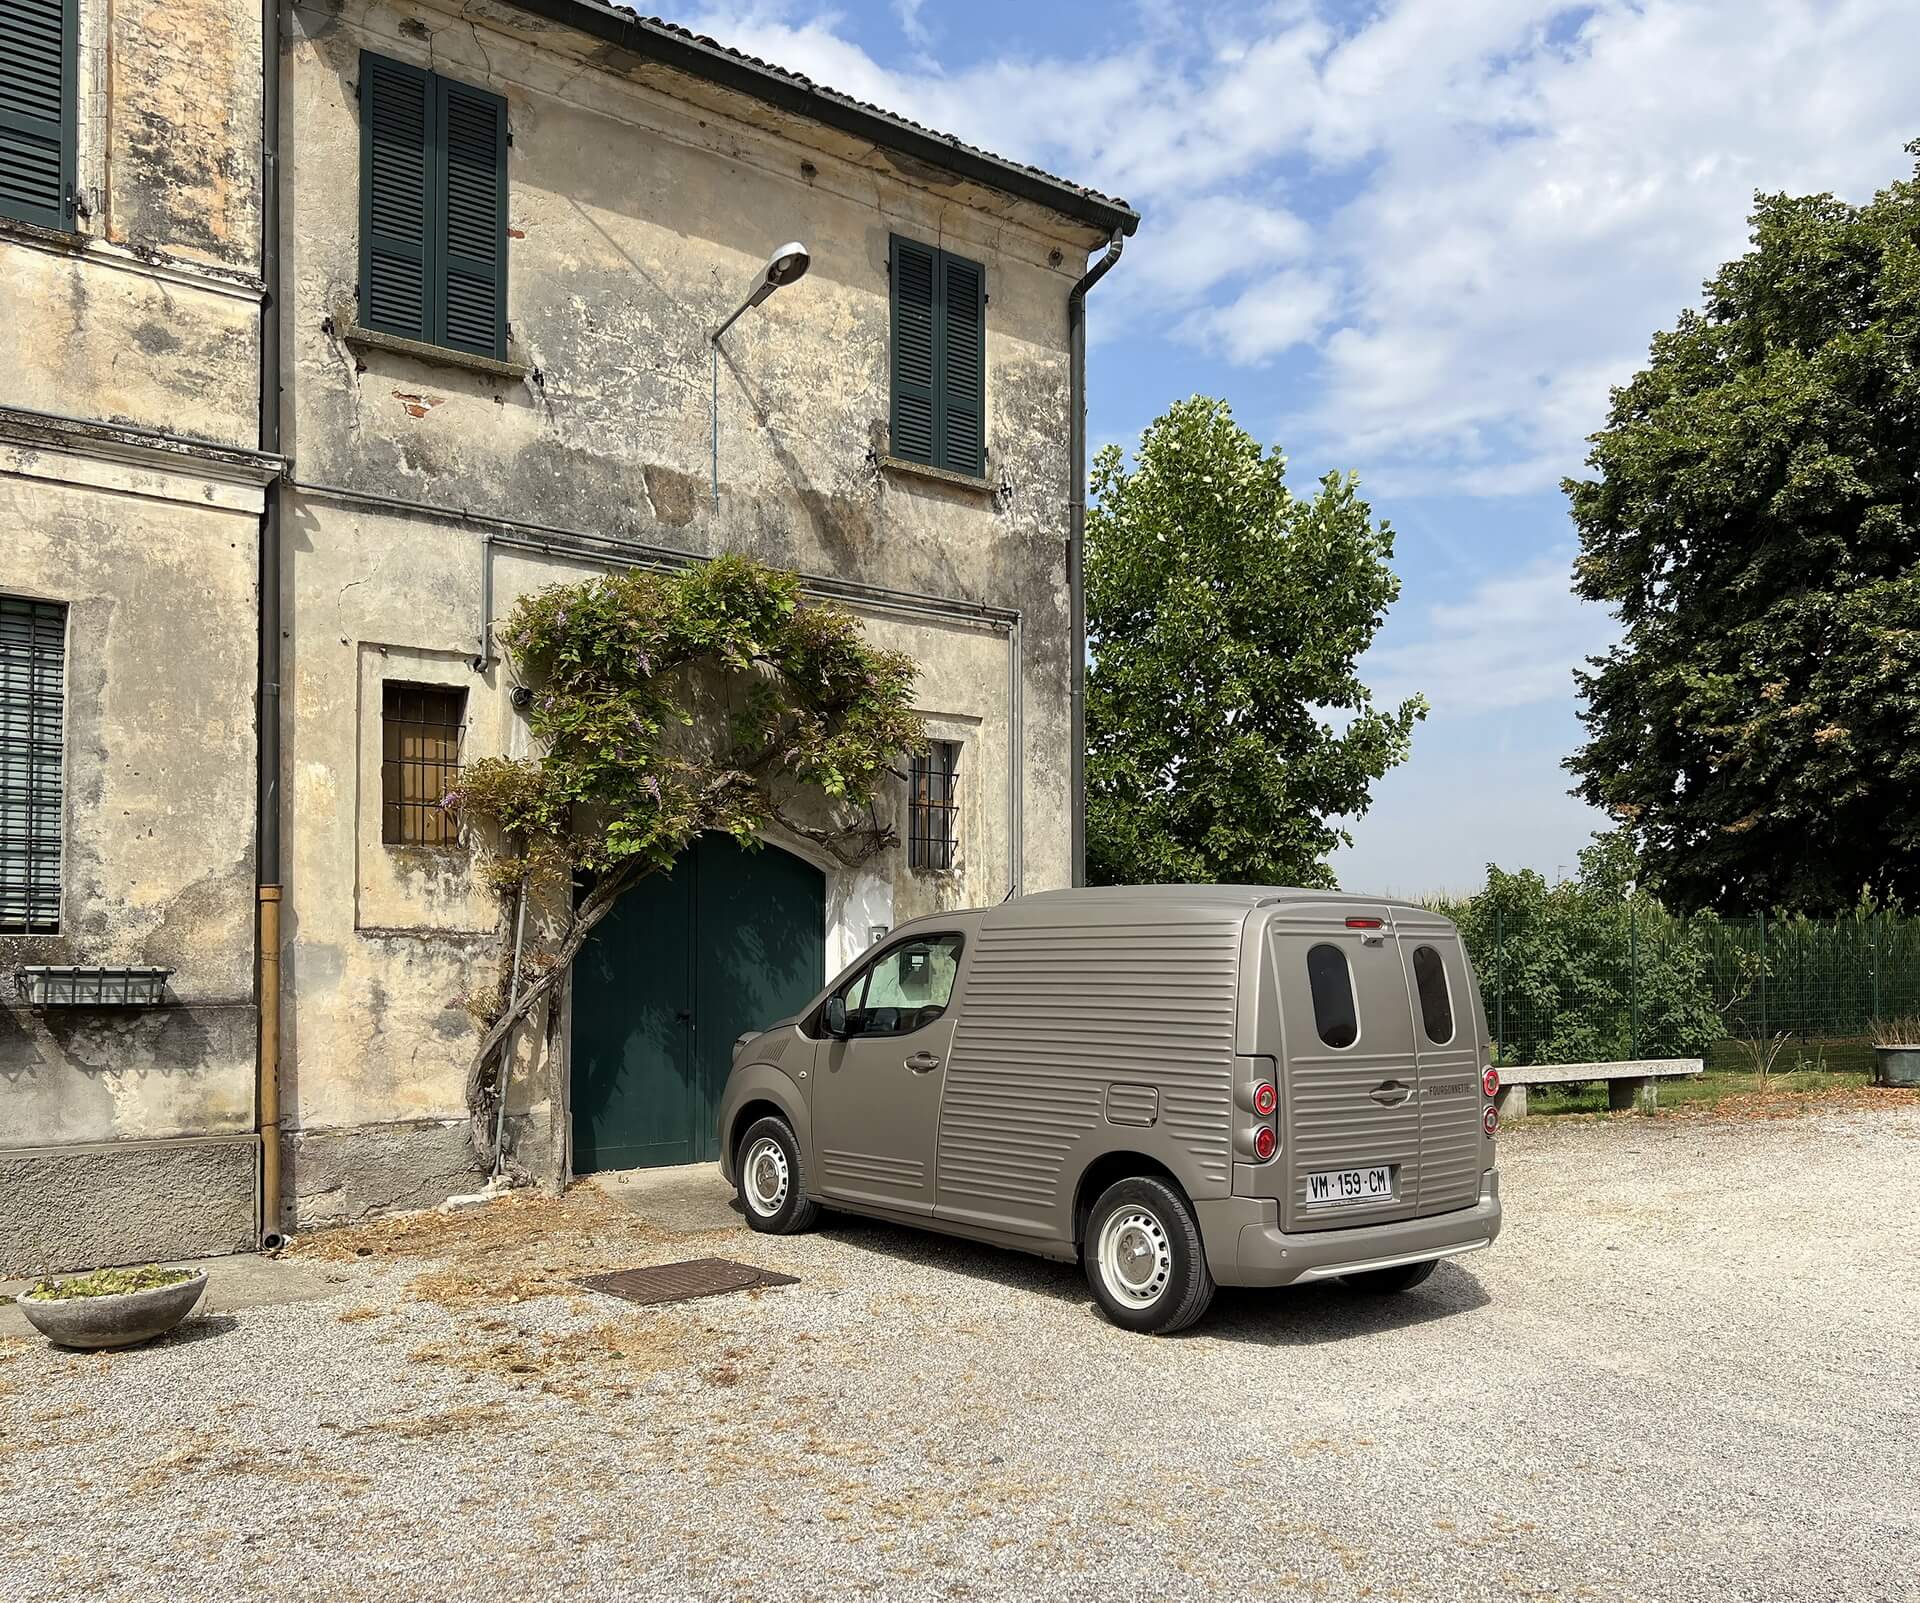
[496,0,1141,239]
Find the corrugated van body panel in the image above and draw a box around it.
[937,916,1242,1231]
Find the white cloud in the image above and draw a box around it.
[891,0,929,48]
[1365,551,1618,717]
[1178,268,1339,362]
[683,0,1920,499]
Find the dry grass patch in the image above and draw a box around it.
[290,1185,672,1311]
[345,1402,514,1442]
[406,1313,701,1403]
[1679,1080,1920,1122]
[129,1430,372,1495]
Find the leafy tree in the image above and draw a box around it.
[454,555,923,1164]
[1567,149,1920,914]
[1432,832,1728,1066]
[1086,396,1425,887]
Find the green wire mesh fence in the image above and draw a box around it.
[1455,908,1920,1073]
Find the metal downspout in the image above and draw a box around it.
[256,0,285,1248]
[1067,233,1123,888]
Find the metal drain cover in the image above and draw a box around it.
[573,1257,798,1307]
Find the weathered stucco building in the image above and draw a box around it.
[0,0,1136,1271]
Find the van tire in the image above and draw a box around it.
[736,1116,820,1235]
[1339,1258,1438,1294]
[1083,1176,1215,1335]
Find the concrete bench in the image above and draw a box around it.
[1495,1059,1703,1119]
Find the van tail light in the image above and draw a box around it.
[1253,1126,1277,1161]
[1253,1081,1278,1117]
[1482,1066,1500,1098]
[1345,917,1383,929]
[1483,1103,1500,1136]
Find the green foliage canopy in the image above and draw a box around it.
[1567,150,1920,914]
[1431,832,1728,1067]
[458,554,923,892]
[1086,396,1425,887]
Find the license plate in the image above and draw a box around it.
[1306,1165,1394,1206]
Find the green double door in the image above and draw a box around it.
[570,836,826,1173]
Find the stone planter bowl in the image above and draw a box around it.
[1873,1045,1920,1087]
[16,1269,208,1350]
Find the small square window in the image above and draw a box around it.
[382,683,465,846]
[908,741,960,872]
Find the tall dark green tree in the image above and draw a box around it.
[1086,396,1424,887]
[1568,148,1920,914]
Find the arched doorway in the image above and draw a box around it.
[570,835,826,1173]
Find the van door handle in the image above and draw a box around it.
[905,1051,942,1074]
[1369,1081,1412,1105]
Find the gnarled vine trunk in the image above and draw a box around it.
[463,860,643,1169]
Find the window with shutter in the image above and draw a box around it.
[889,235,987,477]
[0,0,78,231]
[0,596,66,935]
[358,52,508,361]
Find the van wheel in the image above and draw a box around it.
[1083,1177,1215,1335]
[736,1116,820,1235]
[1340,1259,1438,1294]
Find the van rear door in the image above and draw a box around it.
[1394,919,1485,1217]
[1268,907,1424,1232]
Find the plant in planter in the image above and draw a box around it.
[16,1264,208,1350]
[1869,1017,1920,1087]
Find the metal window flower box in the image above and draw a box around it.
[17,966,174,1009]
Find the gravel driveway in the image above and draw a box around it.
[3,1102,1917,1603]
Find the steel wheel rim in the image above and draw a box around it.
[1097,1206,1172,1308]
[743,1136,790,1216]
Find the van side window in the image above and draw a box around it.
[835,934,963,1038]
[1306,943,1358,1049]
[1411,944,1454,1044]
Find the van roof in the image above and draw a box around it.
[990,886,1431,924]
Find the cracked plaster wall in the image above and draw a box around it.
[274,0,1102,1206]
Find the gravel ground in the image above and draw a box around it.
[3,1103,1918,1603]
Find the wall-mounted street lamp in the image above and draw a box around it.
[711,241,811,508]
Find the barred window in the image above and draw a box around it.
[0,596,67,935]
[908,740,960,872]
[382,683,464,846]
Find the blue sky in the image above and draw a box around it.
[681,0,1920,895]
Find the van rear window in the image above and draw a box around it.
[1412,944,1454,1044]
[1306,943,1358,1049]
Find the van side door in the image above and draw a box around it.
[812,933,965,1216]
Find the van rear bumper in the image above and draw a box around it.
[1198,1168,1502,1288]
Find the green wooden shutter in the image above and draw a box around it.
[0,596,66,935]
[890,234,938,465]
[434,76,506,359]
[360,55,507,359]
[890,236,987,475]
[0,0,77,231]
[359,52,433,343]
[938,250,986,476]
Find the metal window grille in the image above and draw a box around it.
[382,683,464,846]
[909,741,960,872]
[0,597,66,935]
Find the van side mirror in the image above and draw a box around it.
[823,996,848,1038]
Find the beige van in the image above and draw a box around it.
[717,887,1503,1333]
